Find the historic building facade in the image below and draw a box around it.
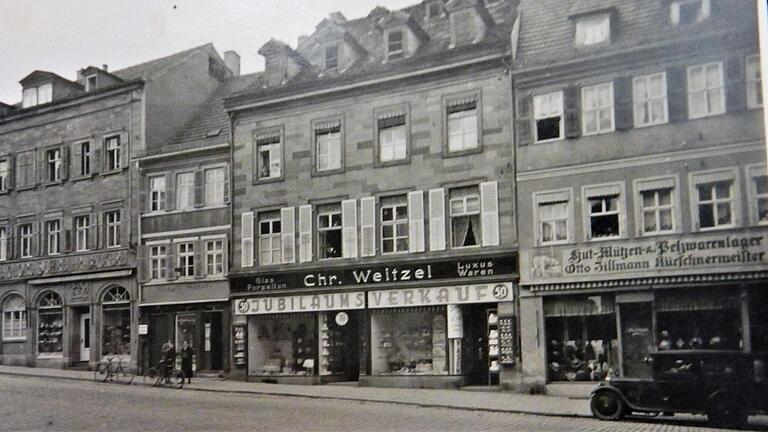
[512,0,767,394]
[0,44,231,369]
[225,0,520,388]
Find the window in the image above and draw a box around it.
[696,181,734,229]
[533,92,564,142]
[0,227,6,261]
[177,242,195,278]
[387,30,404,60]
[633,73,668,127]
[325,45,339,71]
[85,75,97,92]
[105,135,121,171]
[149,176,166,212]
[206,239,224,275]
[78,141,91,176]
[258,217,281,265]
[747,55,763,109]
[256,134,282,180]
[447,100,478,152]
[450,188,481,248]
[22,88,37,108]
[539,202,569,244]
[37,292,63,357]
[671,0,710,26]
[20,224,33,258]
[105,210,121,247]
[204,167,225,206]
[16,151,35,189]
[427,1,441,19]
[588,195,620,239]
[582,82,614,135]
[0,159,9,192]
[45,220,61,255]
[381,197,408,254]
[176,172,195,210]
[46,148,62,182]
[640,189,674,234]
[2,295,26,340]
[574,14,611,46]
[748,166,768,225]
[75,215,90,252]
[149,245,167,280]
[101,287,130,357]
[318,210,342,259]
[688,62,725,119]
[315,125,342,172]
[378,114,407,162]
[22,83,52,108]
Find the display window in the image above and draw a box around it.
[319,312,358,376]
[37,291,63,358]
[544,295,617,382]
[101,286,131,357]
[248,313,316,376]
[370,307,448,376]
[655,288,741,351]
[176,313,197,371]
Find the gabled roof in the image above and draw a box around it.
[19,70,75,86]
[112,43,217,81]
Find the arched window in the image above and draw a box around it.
[2,294,26,340]
[37,291,63,357]
[102,286,131,357]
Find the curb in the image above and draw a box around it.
[0,369,591,419]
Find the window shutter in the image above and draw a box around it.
[137,245,148,283]
[341,199,358,259]
[298,205,313,262]
[725,56,746,112]
[241,211,254,267]
[667,65,687,123]
[194,170,205,207]
[408,191,425,253]
[7,228,14,260]
[6,155,14,190]
[60,147,69,181]
[36,149,45,186]
[120,208,128,248]
[194,240,205,279]
[359,197,376,257]
[515,92,532,146]
[222,236,229,275]
[563,86,581,139]
[167,243,178,281]
[428,188,446,251]
[31,222,39,256]
[119,132,128,170]
[64,229,72,253]
[139,176,149,214]
[614,76,634,131]
[281,207,296,264]
[223,164,231,204]
[165,172,176,211]
[87,213,98,250]
[92,145,101,174]
[480,181,500,246]
[72,143,82,178]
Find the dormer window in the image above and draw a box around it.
[387,30,405,60]
[22,83,52,108]
[574,13,611,46]
[671,0,710,26]
[325,45,339,72]
[85,74,97,92]
[426,2,442,20]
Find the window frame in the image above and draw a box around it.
[311,117,345,176]
[175,171,195,210]
[16,150,36,190]
[687,62,725,119]
[324,44,340,72]
[317,208,343,260]
[175,240,196,279]
[45,219,61,256]
[581,182,627,242]
[581,82,615,136]
[689,168,741,232]
[258,214,282,266]
[45,146,63,184]
[533,91,564,143]
[85,74,97,92]
[204,237,225,276]
[0,226,7,261]
[533,189,574,246]
[380,198,409,255]
[449,187,482,249]
[633,72,669,128]
[77,140,92,177]
[374,104,411,167]
[253,127,284,183]
[204,166,226,207]
[19,223,33,258]
[745,163,768,226]
[633,175,682,237]
[74,214,90,252]
[0,158,9,192]
[443,91,483,157]
[105,210,121,248]
[574,13,611,47]
[104,134,122,172]
[148,175,166,213]
[147,241,169,281]
[386,28,405,60]
[2,294,26,341]
[670,0,710,26]
[746,54,763,109]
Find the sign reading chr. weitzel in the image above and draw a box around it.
[232,256,517,294]
[529,232,768,281]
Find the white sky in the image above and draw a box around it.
[0,0,418,103]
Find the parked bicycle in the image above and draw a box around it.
[94,357,135,384]
[144,356,185,389]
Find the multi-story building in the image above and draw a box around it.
[0,44,230,369]
[512,0,766,394]
[135,52,260,375]
[225,0,519,388]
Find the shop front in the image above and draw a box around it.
[519,229,768,394]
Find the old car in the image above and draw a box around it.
[590,350,767,427]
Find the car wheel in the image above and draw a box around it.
[590,390,626,421]
[707,395,746,428]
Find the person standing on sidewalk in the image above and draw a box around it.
[181,340,194,384]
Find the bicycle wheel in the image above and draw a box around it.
[94,362,109,382]
[116,366,135,385]
[144,367,159,386]
[172,369,185,389]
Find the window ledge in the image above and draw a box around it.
[538,240,571,247]
[634,120,669,129]
[99,169,123,177]
[71,174,95,182]
[142,205,229,218]
[2,337,26,343]
[375,158,411,169]
[697,224,738,233]
[253,176,284,185]
[312,168,345,178]
[16,185,36,192]
[443,146,483,159]
[582,129,615,137]
[638,230,680,238]
[688,111,726,121]
[37,353,64,359]
[585,235,625,243]
[0,190,9,195]
[534,137,564,145]
[43,180,64,188]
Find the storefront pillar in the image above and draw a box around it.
[740,287,751,352]
[519,295,546,394]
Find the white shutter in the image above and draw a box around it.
[360,197,376,257]
[480,181,500,246]
[408,190,425,253]
[281,207,295,264]
[298,205,313,262]
[341,199,358,259]
[241,211,254,267]
[428,188,446,251]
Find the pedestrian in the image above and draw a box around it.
[160,339,175,382]
[181,340,194,384]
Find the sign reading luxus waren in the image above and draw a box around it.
[235,291,366,315]
[367,283,514,308]
[231,256,517,294]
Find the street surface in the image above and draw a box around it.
[0,375,765,432]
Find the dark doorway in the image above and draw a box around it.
[149,314,172,369]
[461,304,490,385]
[202,312,223,371]
[619,302,654,378]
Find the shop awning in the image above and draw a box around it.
[525,271,768,293]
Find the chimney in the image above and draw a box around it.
[445,0,490,47]
[224,50,241,76]
[102,64,108,72]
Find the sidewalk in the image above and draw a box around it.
[0,365,591,418]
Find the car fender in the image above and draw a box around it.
[706,389,748,411]
[590,384,647,413]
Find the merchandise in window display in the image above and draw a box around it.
[102,308,131,356]
[372,311,447,376]
[252,317,316,376]
[319,314,348,375]
[37,312,63,355]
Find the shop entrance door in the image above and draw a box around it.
[80,313,91,362]
[202,312,223,371]
[619,302,654,378]
[149,314,172,369]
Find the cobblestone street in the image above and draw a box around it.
[1,375,766,432]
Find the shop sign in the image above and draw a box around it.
[368,282,514,309]
[0,251,128,281]
[235,291,366,315]
[335,312,349,326]
[528,231,768,281]
[231,255,517,294]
